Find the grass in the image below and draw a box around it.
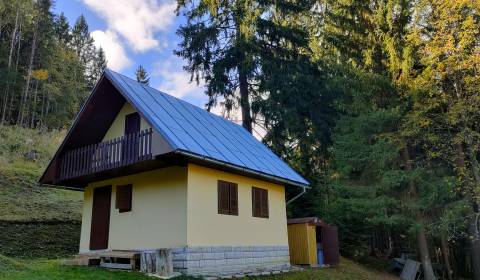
[0,256,398,280]
[0,222,81,259]
[0,126,83,258]
[0,125,83,222]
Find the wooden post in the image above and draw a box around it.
[140,249,173,276]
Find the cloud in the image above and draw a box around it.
[91,30,132,71]
[154,58,204,99]
[82,0,177,52]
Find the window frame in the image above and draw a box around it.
[217,180,238,216]
[252,186,269,218]
[115,184,132,213]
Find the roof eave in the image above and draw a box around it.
[174,149,310,188]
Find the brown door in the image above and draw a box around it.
[123,112,141,162]
[90,186,112,250]
[322,225,340,265]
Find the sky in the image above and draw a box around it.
[54,0,265,138]
[54,0,208,108]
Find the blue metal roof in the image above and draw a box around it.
[104,69,309,187]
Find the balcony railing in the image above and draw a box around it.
[59,128,153,181]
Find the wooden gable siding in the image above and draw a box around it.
[40,77,174,186]
[40,78,126,184]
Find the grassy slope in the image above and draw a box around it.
[0,125,82,222]
[0,257,398,280]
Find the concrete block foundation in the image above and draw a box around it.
[171,245,291,277]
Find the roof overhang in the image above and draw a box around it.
[173,149,310,188]
[40,70,310,189]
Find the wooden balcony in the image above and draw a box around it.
[59,128,153,181]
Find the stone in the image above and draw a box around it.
[186,253,202,261]
[185,260,200,268]
[171,247,185,254]
[203,252,217,260]
[213,253,225,259]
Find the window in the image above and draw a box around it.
[252,187,268,218]
[218,180,238,215]
[124,112,140,135]
[116,184,132,212]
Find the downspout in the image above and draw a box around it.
[286,186,307,205]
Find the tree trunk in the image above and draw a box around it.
[467,142,480,280]
[8,8,19,68]
[40,85,46,127]
[470,214,480,280]
[465,136,480,191]
[456,141,480,280]
[30,81,39,128]
[18,19,37,126]
[1,8,20,125]
[416,218,437,280]
[440,235,453,280]
[7,23,22,123]
[238,68,252,133]
[401,146,437,280]
[140,249,173,276]
[234,13,253,134]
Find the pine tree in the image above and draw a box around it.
[71,15,94,63]
[54,13,71,45]
[135,65,150,86]
[175,0,261,133]
[92,47,107,82]
[0,0,94,128]
[71,15,96,89]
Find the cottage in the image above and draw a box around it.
[39,69,309,276]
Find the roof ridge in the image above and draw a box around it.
[103,68,309,186]
[104,69,247,130]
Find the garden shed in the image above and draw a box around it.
[287,217,339,266]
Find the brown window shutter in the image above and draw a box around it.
[218,181,230,214]
[261,188,269,218]
[252,187,268,218]
[252,188,257,217]
[116,184,132,212]
[229,183,238,215]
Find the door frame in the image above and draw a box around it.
[89,185,112,250]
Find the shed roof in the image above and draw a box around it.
[104,70,309,187]
[287,217,328,227]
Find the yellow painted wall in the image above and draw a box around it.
[186,163,289,246]
[79,167,188,252]
[102,102,150,142]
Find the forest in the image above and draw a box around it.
[1,0,480,279]
[0,0,106,128]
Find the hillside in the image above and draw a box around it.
[0,125,82,222]
[0,125,83,258]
